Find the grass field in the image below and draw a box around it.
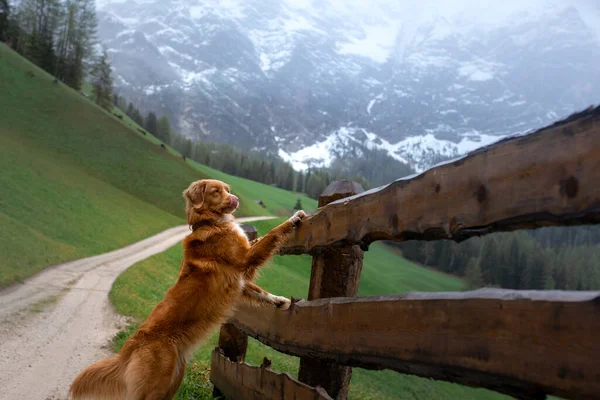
[0,43,315,285]
[111,219,509,400]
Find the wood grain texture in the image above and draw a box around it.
[210,349,333,400]
[281,106,600,255]
[232,289,600,399]
[298,180,364,400]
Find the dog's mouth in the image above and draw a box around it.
[228,195,239,210]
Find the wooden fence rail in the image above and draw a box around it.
[210,105,600,400]
[231,290,600,399]
[211,350,333,400]
[281,106,600,255]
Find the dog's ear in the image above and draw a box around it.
[183,188,192,203]
[183,181,207,211]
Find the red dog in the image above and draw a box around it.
[69,179,305,399]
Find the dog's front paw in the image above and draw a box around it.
[272,295,291,310]
[289,210,306,227]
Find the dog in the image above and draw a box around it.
[69,179,306,400]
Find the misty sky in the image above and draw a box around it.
[96,0,600,63]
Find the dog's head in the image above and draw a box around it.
[183,179,239,225]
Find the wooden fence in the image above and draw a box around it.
[210,105,600,400]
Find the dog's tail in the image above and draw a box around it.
[68,354,125,400]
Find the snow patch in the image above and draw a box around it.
[439,109,457,115]
[363,78,382,86]
[144,84,169,95]
[337,23,399,63]
[367,99,377,115]
[159,46,193,60]
[458,64,495,81]
[279,125,503,173]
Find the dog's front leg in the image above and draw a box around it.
[243,211,305,275]
[241,282,291,310]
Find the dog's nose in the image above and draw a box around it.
[230,195,239,208]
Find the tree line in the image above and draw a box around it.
[114,94,374,199]
[169,129,349,198]
[1,0,114,110]
[393,225,600,291]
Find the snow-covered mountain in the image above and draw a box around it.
[96,0,600,172]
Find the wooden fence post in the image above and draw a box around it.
[212,224,256,398]
[297,180,365,400]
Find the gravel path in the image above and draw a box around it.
[0,216,274,400]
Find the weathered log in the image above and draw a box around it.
[281,105,600,255]
[298,180,365,400]
[210,349,333,400]
[232,289,600,399]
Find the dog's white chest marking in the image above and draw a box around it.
[231,223,247,240]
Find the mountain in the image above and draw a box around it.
[96,0,600,172]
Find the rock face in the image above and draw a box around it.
[97,0,600,171]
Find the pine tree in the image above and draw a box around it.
[544,275,556,290]
[39,0,61,73]
[507,237,521,289]
[55,0,77,84]
[0,0,9,41]
[74,0,96,77]
[11,0,59,72]
[126,102,135,117]
[293,199,302,210]
[464,258,484,289]
[90,48,113,110]
[587,255,600,290]
[284,168,294,191]
[480,238,499,285]
[145,112,158,135]
[132,108,144,127]
[296,171,305,193]
[554,255,567,290]
[156,116,171,143]
[55,0,97,89]
[117,96,127,111]
[519,253,533,289]
[180,138,193,158]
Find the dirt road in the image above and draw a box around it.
[0,216,274,400]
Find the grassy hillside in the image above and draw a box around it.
[0,44,315,285]
[110,219,507,400]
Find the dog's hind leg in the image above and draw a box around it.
[124,345,179,400]
[164,353,187,400]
